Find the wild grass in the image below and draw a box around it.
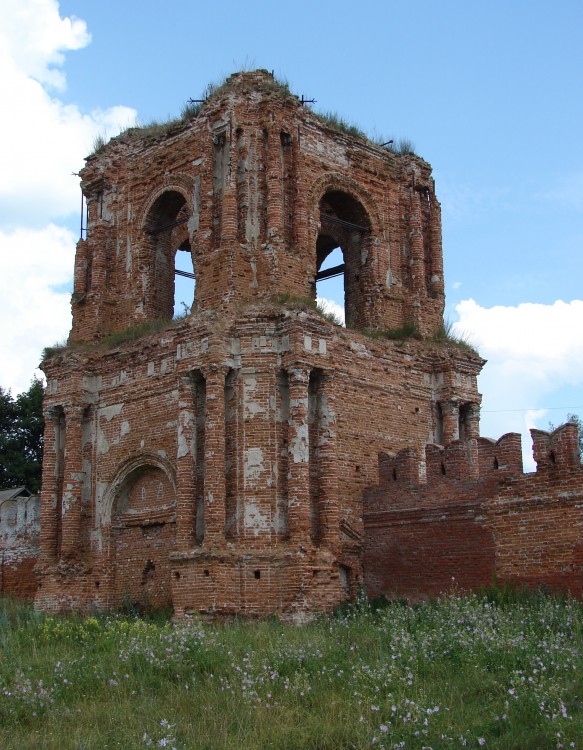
[270,293,343,326]
[364,322,421,342]
[432,319,479,354]
[42,315,191,361]
[315,110,369,140]
[90,133,107,156]
[89,67,413,158]
[1,591,581,749]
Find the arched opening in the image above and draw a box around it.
[144,190,195,320]
[315,191,372,328]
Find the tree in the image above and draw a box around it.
[0,378,44,493]
[548,413,583,460]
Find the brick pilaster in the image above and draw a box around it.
[318,373,340,551]
[288,367,311,547]
[203,366,227,545]
[266,126,284,238]
[442,399,460,444]
[221,130,238,246]
[175,375,196,550]
[429,194,444,296]
[466,403,481,480]
[60,406,84,560]
[38,407,62,563]
[409,190,426,295]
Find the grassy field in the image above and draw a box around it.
[0,589,581,749]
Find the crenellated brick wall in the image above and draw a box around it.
[364,423,583,599]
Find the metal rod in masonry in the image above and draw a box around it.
[316,263,346,282]
[175,269,195,279]
[147,216,189,235]
[319,214,369,233]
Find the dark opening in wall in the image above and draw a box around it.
[144,190,195,320]
[459,403,471,440]
[434,402,444,445]
[315,190,372,328]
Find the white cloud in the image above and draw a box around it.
[454,298,583,469]
[0,224,74,395]
[316,297,346,326]
[0,0,90,89]
[0,1,137,224]
[455,298,583,385]
[0,1,138,395]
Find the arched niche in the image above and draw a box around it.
[105,455,177,612]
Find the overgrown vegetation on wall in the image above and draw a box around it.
[89,70,415,157]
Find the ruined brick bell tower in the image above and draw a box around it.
[37,71,483,618]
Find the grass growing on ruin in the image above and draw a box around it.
[41,316,193,362]
[1,591,582,749]
[432,320,480,355]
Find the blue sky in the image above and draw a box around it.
[1,0,582,469]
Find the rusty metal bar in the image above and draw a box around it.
[175,268,195,280]
[147,216,189,236]
[320,213,369,233]
[316,263,345,282]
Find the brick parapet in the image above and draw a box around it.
[364,425,583,599]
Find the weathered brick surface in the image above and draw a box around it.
[0,495,40,599]
[7,70,574,617]
[364,424,583,599]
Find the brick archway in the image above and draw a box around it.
[140,184,195,321]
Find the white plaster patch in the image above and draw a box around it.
[319,338,327,354]
[100,403,123,422]
[177,414,193,459]
[304,334,312,351]
[97,403,124,455]
[243,374,265,418]
[244,447,265,484]
[250,258,258,288]
[82,375,101,393]
[290,422,309,463]
[244,499,270,536]
[120,420,130,438]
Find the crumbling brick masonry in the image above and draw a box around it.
[18,70,579,616]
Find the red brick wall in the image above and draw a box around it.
[364,425,583,599]
[32,71,489,617]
